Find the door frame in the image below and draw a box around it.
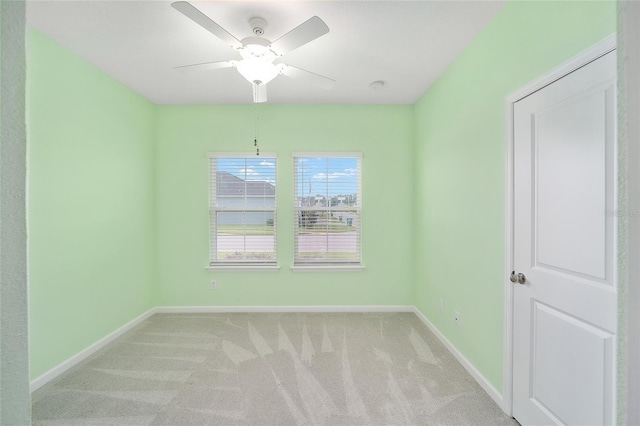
[503,34,617,418]
[620,3,640,423]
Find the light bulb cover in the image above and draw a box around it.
[237,58,280,85]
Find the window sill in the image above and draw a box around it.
[290,264,365,272]
[205,265,280,272]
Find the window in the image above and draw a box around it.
[208,153,277,269]
[293,153,362,269]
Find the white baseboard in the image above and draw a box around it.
[29,305,414,391]
[30,302,503,408]
[412,307,505,412]
[30,307,157,392]
[156,305,415,313]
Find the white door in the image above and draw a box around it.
[512,50,617,425]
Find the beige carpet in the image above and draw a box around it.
[32,313,517,425]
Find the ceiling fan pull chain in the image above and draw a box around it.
[254,104,260,155]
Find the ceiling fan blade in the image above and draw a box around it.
[173,60,237,73]
[270,16,329,56]
[171,1,242,49]
[253,83,268,103]
[280,65,335,90]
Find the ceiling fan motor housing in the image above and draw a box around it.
[239,37,276,62]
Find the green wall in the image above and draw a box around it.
[27,30,156,379]
[413,0,616,392]
[155,105,415,306]
[26,31,415,382]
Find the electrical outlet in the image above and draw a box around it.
[439,299,445,312]
[454,311,461,327]
[210,280,217,290]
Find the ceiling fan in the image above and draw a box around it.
[171,1,335,103]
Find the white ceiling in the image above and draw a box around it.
[27,0,506,105]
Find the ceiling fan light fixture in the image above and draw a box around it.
[237,58,280,85]
[171,3,333,103]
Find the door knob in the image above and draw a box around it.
[510,271,526,284]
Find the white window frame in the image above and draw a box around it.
[291,152,364,272]
[206,152,278,271]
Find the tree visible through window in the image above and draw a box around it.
[208,153,277,265]
[293,154,362,265]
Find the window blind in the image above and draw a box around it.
[293,153,362,265]
[208,153,277,265]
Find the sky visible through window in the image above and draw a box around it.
[217,158,276,185]
[216,157,358,197]
[296,157,358,198]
